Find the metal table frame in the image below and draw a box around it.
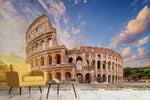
[46,82,77,98]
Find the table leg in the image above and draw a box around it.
[72,84,77,98]
[57,84,59,95]
[46,84,51,99]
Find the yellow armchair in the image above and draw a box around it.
[6,64,46,95]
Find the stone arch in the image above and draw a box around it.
[108,61,111,69]
[48,55,52,65]
[103,61,106,69]
[48,38,52,47]
[85,73,91,83]
[40,57,44,66]
[97,74,101,83]
[116,76,117,83]
[55,54,61,64]
[55,72,61,81]
[47,73,52,81]
[41,40,45,49]
[112,62,114,70]
[36,43,38,51]
[97,55,101,59]
[97,61,100,69]
[65,72,71,81]
[108,75,111,83]
[77,73,83,83]
[112,75,114,83]
[103,74,106,82]
[68,57,73,63]
[76,56,82,64]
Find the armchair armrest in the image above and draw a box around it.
[32,71,47,83]
[6,71,22,87]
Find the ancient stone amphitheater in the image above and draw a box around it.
[25,13,123,83]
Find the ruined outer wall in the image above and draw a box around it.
[25,13,123,83]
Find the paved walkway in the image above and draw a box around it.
[0,88,150,100]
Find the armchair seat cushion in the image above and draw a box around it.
[23,76,43,82]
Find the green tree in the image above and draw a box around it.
[144,69,150,77]
[123,67,131,79]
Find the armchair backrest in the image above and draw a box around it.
[10,64,32,76]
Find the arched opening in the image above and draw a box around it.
[108,75,111,83]
[68,57,73,63]
[41,40,45,49]
[85,73,91,83]
[48,55,52,65]
[103,61,106,69]
[97,74,101,83]
[76,56,82,64]
[103,74,106,82]
[112,75,114,83]
[55,54,61,64]
[91,60,95,67]
[65,72,71,81]
[116,76,118,83]
[55,72,61,81]
[77,73,83,83]
[40,57,44,66]
[108,62,111,69]
[97,61,100,69]
[49,38,52,47]
[97,55,101,59]
[47,73,52,81]
[35,59,38,67]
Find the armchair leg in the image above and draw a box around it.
[19,87,22,95]
[29,86,31,93]
[39,86,42,93]
[9,87,12,93]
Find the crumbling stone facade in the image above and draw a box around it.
[25,13,123,83]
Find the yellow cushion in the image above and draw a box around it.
[10,64,31,76]
[23,76,43,82]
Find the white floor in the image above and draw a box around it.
[0,88,150,100]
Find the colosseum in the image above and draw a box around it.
[25,13,123,83]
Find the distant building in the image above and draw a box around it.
[25,13,123,83]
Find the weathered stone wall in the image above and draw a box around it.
[25,13,123,83]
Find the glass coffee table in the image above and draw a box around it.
[46,82,77,98]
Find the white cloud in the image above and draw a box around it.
[72,27,81,34]
[137,47,145,55]
[38,0,83,49]
[110,6,150,48]
[4,1,17,13]
[124,51,150,62]
[122,47,131,57]
[0,0,29,59]
[133,36,149,47]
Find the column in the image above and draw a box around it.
[52,70,55,79]
[44,38,49,49]
[61,50,65,64]
[44,55,47,68]
[52,52,55,65]
[94,60,97,81]
[61,69,64,81]
[82,53,87,66]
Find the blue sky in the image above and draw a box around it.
[0,0,150,67]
